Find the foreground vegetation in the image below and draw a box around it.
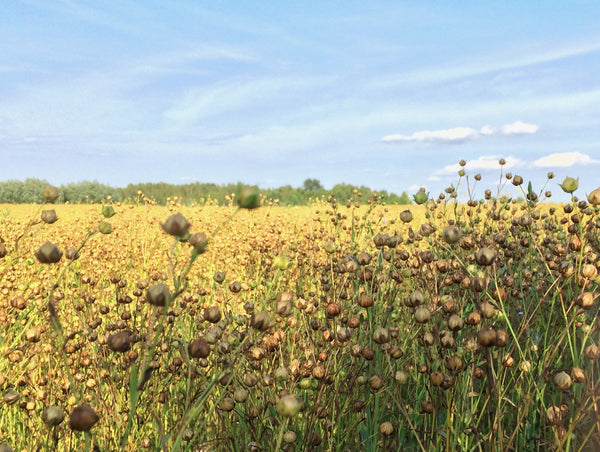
[1,166,599,451]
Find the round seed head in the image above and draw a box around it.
[42,405,65,427]
[188,338,210,359]
[35,242,63,263]
[41,210,58,224]
[145,283,170,307]
[69,405,99,432]
[161,212,190,237]
[107,330,132,352]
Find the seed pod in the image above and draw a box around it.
[217,397,235,412]
[448,314,464,331]
[43,186,59,202]
[358,294,374,308]
[145,283,170,307]
[0,243,6,258]
[161,212,190,237]
[584,344,600,360]
[98,221,112,234]
[69,405,99,432]
[276,394,301,417]
[421,400,434,413]
[553,371,572,390]
[41,210,58,224]
[275,300,293,317]
[237,185,260,209]
[42,405,65,427]
[546,405,569,426]
[372,326,389,344]
[379,421,394,436]
[477,327,496,347]
[283,431,297,443]
[369,375,384,390]
[495,329,509,347]
[399,210,413,223]
[559,176,578,194]
[326,303,341,318]
[204,306,222,323]
[475,247,497,266]
[587,188,600,205]
[576,292,595,309]
[414,307,430,324]
[250,311,271,331]
[189,232,208,252]
[429,371,444,386]
[65,248,80,260]
[35,242,62,263]
[442,226,461,244]
[24,326,42,343]
[188,338,210,359]
[356,251,372,266]
[3,389,19,405]
[107,330,132,352]
[571,367,586,383]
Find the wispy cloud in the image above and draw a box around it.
[382,121,538,144]
[532,151,598,167]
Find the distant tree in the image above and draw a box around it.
[303,178,323,191]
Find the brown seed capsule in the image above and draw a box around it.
[107,331,132,352]
[358,294,374,308]
[475,247,497,266]
[477,327,496,347]
[372,326,389,344]
[204,306,222,323]
[584,344,600,360]
[448,314,464,331]
[161,212,190,237]
[576,292,595,310]
[65,248,80,260]
[495,329,509,347]
[429,371,444,386]
[35,242,63,264]
[0,243,6,258]
[326,303,341,318]
[145,283,170,307]
[379,421,394,436]
[41,210,58,224]
[553,371,572,390]
[442,226,461,244]
[414,307,431,324]
[189,232,208,252]
[69,405,99,432]
[275,300,293,317]
[42,405,65,426]
[250,311,271,331]
[188,338,210,359]
[421,400,434,413]
[571,367,586,383]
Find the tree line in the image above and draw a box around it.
[0,178,412,206]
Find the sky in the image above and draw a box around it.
[1,0,600,201]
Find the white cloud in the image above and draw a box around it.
[480,125,496,135]
[382,127,478,143]
[500,121,539,135]
[382,121,539,144]
[532,151,596,168]
[433,155,523,177]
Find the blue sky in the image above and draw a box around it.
[1,0,599,201]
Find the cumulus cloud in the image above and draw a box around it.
[382,121,538,144]
[500,121,539,135]
[430,155,523,179]
[532,151,596,167]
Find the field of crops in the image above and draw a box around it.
[1,181,599,451]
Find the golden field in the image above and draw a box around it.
[0,193,599,451]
